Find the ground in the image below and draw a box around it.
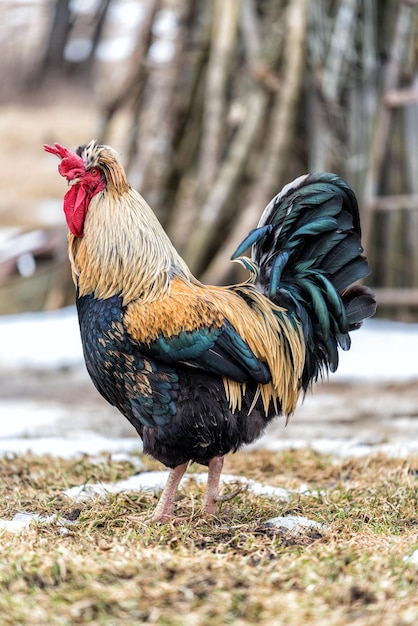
[0,435,417,626]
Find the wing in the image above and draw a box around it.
[123,277,271,384]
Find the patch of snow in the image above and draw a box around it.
[404,550,418,566]
[0,512,74,534]
[232,476,312,499]
[63,471,310,502]
[334,318,418,383]
[265,515,326,534]
[0,307,82,370]
[64,470,170,501]
[0,401,70,437]
[0,436,141,459]
[250,437,418,458]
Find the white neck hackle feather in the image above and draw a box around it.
[68,186,193,305]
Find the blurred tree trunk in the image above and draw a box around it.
[38,0,72,77]
[80,0,113,81]
[37,0,113,84]
[201,0,307,283]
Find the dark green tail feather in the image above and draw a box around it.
[233,172,376,388]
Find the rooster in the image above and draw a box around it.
[44,140,376,522]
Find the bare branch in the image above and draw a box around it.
[198,0,240,195]
[202,0,307,284]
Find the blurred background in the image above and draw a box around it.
[1,0,418,454]
[1,0,418,317]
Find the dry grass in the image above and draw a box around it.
[0,449,417,625]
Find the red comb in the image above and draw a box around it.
[44,143,85,181]
[44,143,73,159]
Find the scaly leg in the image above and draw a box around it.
[204,456,224,516]
[149,462,188,523]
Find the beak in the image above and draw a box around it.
[68,177,81,187]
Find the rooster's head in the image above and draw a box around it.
[44,140,129,237]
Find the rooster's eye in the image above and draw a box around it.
[90,168,99,177]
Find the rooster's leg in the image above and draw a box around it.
[204,455,224,515]
[150,462,188,523]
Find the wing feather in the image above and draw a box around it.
[124,277,271,385]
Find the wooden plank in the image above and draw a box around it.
[364,195,418,212]
[371,288,418,306]
[385,88,418,107]
[361,1,415,246]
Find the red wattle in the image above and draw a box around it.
[63,185,88,237]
